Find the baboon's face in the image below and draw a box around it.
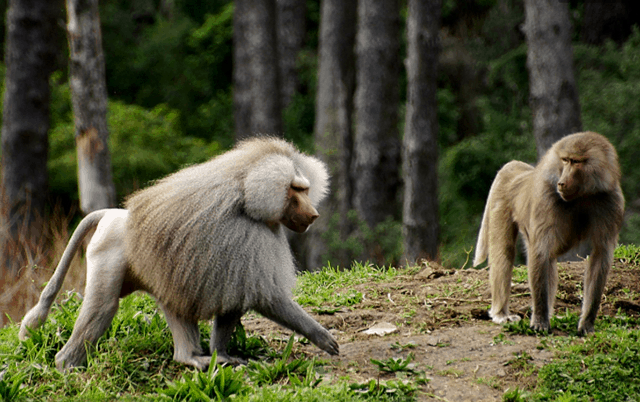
[280,185,319,233]
[556,154,586,201]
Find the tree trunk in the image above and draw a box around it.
[402,0,441,263]
[276,0,306,110]
[1,0,59,274]
[352,0,401,242]
[67,0,116,213]
[233,0,252,140]
[233,0,282,140]
[524,0,586,261]
[306,0,357,270]
[523,0,581,158]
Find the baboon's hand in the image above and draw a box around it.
[312,328,339,356]
[530,317,550,333]
[577,319,594,336]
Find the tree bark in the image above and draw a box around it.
[1,0,59,274]
[402,0,441,263]
[276,0,306,110]
[525,0,587,261]
[352,0,401,231]
[67,0,116,213]
[306,0,357,270]
[523,0,581,159]
[233,0,252,140]
[233,0,282,140]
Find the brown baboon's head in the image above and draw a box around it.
[552,131,621,202]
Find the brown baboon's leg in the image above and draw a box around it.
[528,247,555,332]
[488,214,520,324]
[578,243,613,335]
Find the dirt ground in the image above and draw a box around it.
[243,260,640,401]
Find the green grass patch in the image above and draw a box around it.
[0,262,417,401]
[500,311,640,401]
[294,261,407,309]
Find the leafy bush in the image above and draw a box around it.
[49,82,219,205]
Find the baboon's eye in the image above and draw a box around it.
[561,157,569,164]
[291,184,308,192]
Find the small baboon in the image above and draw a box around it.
[474,131,624,334]
[20,137,339,371]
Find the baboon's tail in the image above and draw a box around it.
[19,209,109,340]
[473,201,490,267]
[474,176,501,266]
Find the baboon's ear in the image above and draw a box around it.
[243,155,295,222]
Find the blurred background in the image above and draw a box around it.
[1,0,640,326]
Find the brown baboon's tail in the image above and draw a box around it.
[474,173,504,267]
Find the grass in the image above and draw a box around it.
[0,262,422,402]
[1,251,639,400]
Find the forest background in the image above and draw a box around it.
[1,0,640,325]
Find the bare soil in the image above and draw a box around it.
[243,260,640,401]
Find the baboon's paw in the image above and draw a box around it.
[491,313,521,325]
[530,317,551,333]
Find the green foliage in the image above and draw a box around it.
[349,378,421,402]
[0,371,27,401]
[438,130,535,267]
[321,211,404,268]
[294,261,404,309]
[159,352,249,401]
[247,335,318,387]
[502,387,531,402]
[226,324,271,361]
[614,244,640,266]
[101,2,235,142]
[371,353,416,374]
[534,325,640,401]
[49,86,219,204]
[503,319,537,336]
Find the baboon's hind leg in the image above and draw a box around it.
[55,240,127,371]
[162,307,212,370]
[210,312,246,365]
[488,219,521,324]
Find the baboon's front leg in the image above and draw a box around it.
[578,243,613,335]
[528,250,556,332]
[257,297,339,356]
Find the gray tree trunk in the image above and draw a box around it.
[352,0,401,233]
[402,0,441,263]
[524,0,586,261]
[1,0,59,274]
[523,0,582,158]
[66,0,116,213]
[306,0,357,270]
[233,0,282,140]
[276,0,306,110]
[233,0,252,140]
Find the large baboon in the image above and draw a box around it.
[20,137,339,371]
[474,132,624,334]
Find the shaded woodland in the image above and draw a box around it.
[2,0,640,288]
